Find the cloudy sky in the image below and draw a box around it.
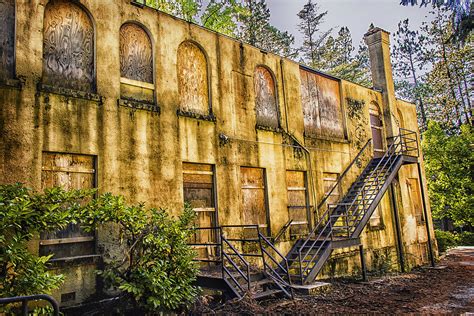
[267,0,434,47]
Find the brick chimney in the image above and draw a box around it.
[364,26,398,137]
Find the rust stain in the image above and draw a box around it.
[120,23,153,83]
[0,0,15,79]
[42,0,95,92]
[300,69,344,138]
[254,66,279,129]
[177,41,209,114]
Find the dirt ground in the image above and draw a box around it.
[192,247,474,314]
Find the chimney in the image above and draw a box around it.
[364,27,398,137]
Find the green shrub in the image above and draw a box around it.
[0,183,94,298]
[435,229,459,253]
[80,194,199,312]
[457,231,474,246]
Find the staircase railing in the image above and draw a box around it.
[0,295,59,316]
[296,128,419,283]
[221,234,251,295]
[333,128,419,237]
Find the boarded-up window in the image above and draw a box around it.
[240,167,268,232]
[183,163,217,260]
[42,0,95,92]
[0,0,15,79]
[286,171,309,238]
[254,66,279,129]
[177,41,209,115]
[120,23,153,83]
[407,178,424,224]
[300,68,344,138]
[370,102,384,157]
[40,153,96,259]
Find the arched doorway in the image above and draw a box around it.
[370,103,384,157]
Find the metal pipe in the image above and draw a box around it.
[359,244,367,282]
[417,162,436,267]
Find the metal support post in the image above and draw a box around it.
[417,162,436,267]
[389,183,405,272]
[359,244,367,282]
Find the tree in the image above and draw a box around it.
[392,18,429,129]
[400,0,472,41]
[200,0,246,37]
[422,121,474,228]
[146,0,202,22]
[297,0,330,67]
[237,0,296,57]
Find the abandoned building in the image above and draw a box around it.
[0,0,437,306]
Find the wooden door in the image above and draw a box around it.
[370,103,384,158]
[40,152,96,259]
[183,163,217,260]
[240,167,268,234]
[286,171,310,238]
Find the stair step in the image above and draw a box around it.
[253,289,283,300]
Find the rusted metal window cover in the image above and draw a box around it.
[300,69,344,138]
[42,0,95,92]
[286,171,309,237]
[240,167,268,227]
[40,153,96,259]
[120,23,153,83]
[177,42,209,115]
[0,0,15,79]
[254,66,279,129]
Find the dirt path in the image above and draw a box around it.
[192,247,474,314]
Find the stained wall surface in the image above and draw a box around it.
[0,0,436,305]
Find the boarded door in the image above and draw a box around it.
[240,167,268,233]
[286,171,310,238]
[183,163,217,260]
[370,103,384,158]
[40,152,96,259]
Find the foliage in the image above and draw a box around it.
[0,184,94,298]
[80,194,199,312]
[145,0,202,22]
[297,0,330,67]
[400,0,472,41]
[422,121,474,227]
[392,18,429,129]
[435,229,474,252]
[201,0,246,37]
[237,0,297,57]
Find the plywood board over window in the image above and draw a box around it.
[300,68,344,139]
[42,0,95,92]
[322,172,341,210]
[0,0,15,80]
[40,153,96,260]
[177,41,209,115]
[254,66,279,129]
[286,171,310,238]
[407,178,424,225]
[240,167,269,235]
[183,163,218,261]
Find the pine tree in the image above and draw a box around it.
[392,18,429,129]
[238,0,296,57]
[297,0,330,67]
[334,27,354,65]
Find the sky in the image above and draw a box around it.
[267,0,435,48]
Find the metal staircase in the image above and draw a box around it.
[193,128,419,295]
[283,128,419,284]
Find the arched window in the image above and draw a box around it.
[397,108,405,129]
[254,66,279,129]
[120,23,153,83]
[177,41,209,115]
[0,0,15,79]
[42,0,95,92]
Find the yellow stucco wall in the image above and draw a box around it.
[0,0,436,305]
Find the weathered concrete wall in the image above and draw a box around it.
[0,0,436,305]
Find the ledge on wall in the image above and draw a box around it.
[177,109,216,122]
[37,83,103,104]
[256,124,282,133]
[118,98,160,113]
[0,78,22,89]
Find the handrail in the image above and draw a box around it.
[273,219,293,243]
[295,128,419,283]
[0,294,59,316]
[316,138,372,214]
[221,236,251,293]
